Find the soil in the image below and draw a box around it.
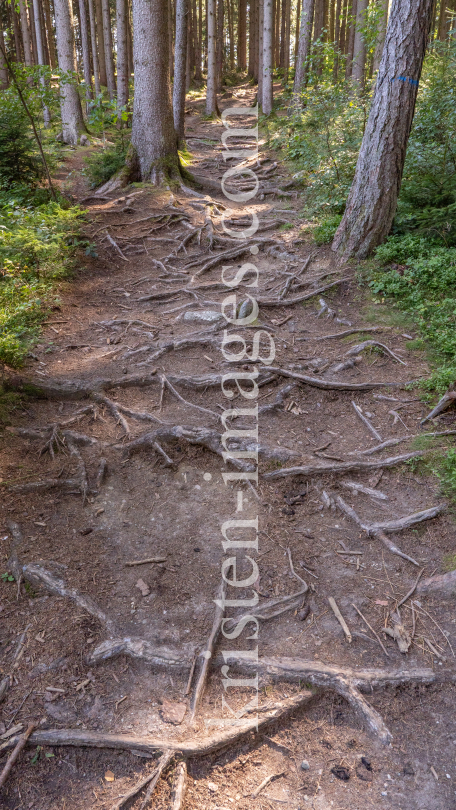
[1,83,456,810]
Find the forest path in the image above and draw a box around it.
[0,84,455,809]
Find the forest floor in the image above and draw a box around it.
[1,83,456,810]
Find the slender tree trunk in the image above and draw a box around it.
[129,0,178,183]
[329,0,335,41]
[127,0,133,79]
[206,0,218,112]
[173,0,188,140]
[77,0,93,105]
[39,1,50,65]
[194,0,203,79]
[12,8,23,62]
[373,0,388,71]
[43,0,57,67]
[87,0,100,94]
[216,0,224,88]
[332,0,342,77]
[116,0,128,120]
[54,0,87,143]
[292,0,315,96]
[227,0,235,69]
[313,0,325,74]
[340,0,349,54]
[262,0,273,112]
[258,0,264,100]
[333,0,434,259]
[284,0,291,77]
[351,0,368,88]
[29,0,38,63]
[294,0,301,58]
[101,0,115,98]
[345,0,356,76]
[19,0,33,65]
[279,0,286,65]
[274,0,280,64]
[238,0,247,68]
[94,0,107,86]
[0,27,8,88]
[32,0,51,122]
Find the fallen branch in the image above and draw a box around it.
[110,750,173,810]
[87,637,195,669]
[170,761,187,810]
[352,401,382,442]
[105,231,129,261]
[328,597,352,643]
[257,277,351,307]
[421,391,456,425]
[0,724,36,790]
[189,580,226,721]
[341,481,388,500]
[352,604,389,657]
[345,340,406,365]
[417,568,456,596]
[311,327,389,342]
[252,771,285,798]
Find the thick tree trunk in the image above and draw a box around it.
[292,0,315,97]
[130,0,178,183]
[19,0,33,65]
[329,0,335,41]
[339,0,349,56]
[238,0,247,68]
[373,0,388,71]
[294,0,301,58]
[54,0,87,143]
[206,0,218,112]
[262,0,273,112]
[29,0,38,63]
[313,0,325,73]
[101,0,115,98]
[332,0,435,259]
[87,0,101,95]
[215,0,224,89]
[94,0,107,86]
[77,0,93,105]
[351,0,368,88]
[116,0,129,120]
[43,0,57,68]
[32,0,51,123]
[173,0,188,141]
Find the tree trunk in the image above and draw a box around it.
[373,0,388,71]
[127,0,133,79]
[258,0,263,100]
[329,0,335,41]
[332,0,435,259]
[129,0,178,183]
[19,0,33,65]
[262,0,273,112]
[238,0,247,68]
[274,0,280,65]
[94,0,107,86]
[345,0,356,77]
[294,0,301,58]
[29,0,38,63]
[101,0,115,98]
[252,0,259,81]
[43,0,57,67]
[332,0,342,78]
[87,0,101,95]
[12,8,23,62]
[284,0,291,77]
[216,0,224,89]
[227,0,235,69]
[173,0,188,140]
[39,1,50,65]
[77,0,93,106]
[206,0,218,112]
[351,0,368,88]
[54,0,87,143]
[312,0,325,73]
[0,26,8,88]
[195,0,203,79]
[292,0,315,96]
[116,0,129,120]
[32,0,51,123]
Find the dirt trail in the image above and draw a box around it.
[1,85,455,810]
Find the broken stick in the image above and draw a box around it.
[189,579,227,721]
[328,598,352,643]
[0,723,36,790]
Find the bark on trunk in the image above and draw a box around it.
[94,0,107,86]
[215,0,224,89]
[54,0,87,143]
[19,0,33,65]
[262,0,273,113]
[292,0,315,97]
[294,0,301,58]
[77,0,93,105]
[0,26,8,88]
[206,0,218,112]
[253,0,259,81]
[373,0,388,72]
[227,0,235,69]
[12,8,23,63]
[29,0,38,63]
[332,0,342,78]
[332,0,435,259]
[274,0,280,65]
[130,0,178,183]
[101,0,115,98]
[32,0,51,123]
[87,0,100,95]
[312,0,325,74]
[116,0,129,119]
[258,0,264,101]
[43,0,57,67]
[351,0,368,88]
[345,0,356,77]
[173,0,188,141]
[238,0,247,68]
[195,0,203,79]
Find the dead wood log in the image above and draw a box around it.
[263,451,423,480]
[170,761,187,810]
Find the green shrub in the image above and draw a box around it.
[84,139,129,188]
[0,106,45,189]
[313,213,342,244]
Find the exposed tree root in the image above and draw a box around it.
[92,394,131,437]
[421,390,456,425]
[257,277,351,307]
[417,569,456,595]
[110,751,173,810]
[345,340,406,365]
[170,761,187,810]
[88,637,195,668]
[189,580,226,722]
[310,327,389,342]
[334,497,444,566]
[263,451,423,480]
[355,429,456,455]
[265,366,404,391]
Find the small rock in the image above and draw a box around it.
[80,134,90,146]
[135,578,150,597]
[301,760,310,771]
[207,781,219,792]
[182,310,224,324]
[238,299,254,320]
[381,791,388,797]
